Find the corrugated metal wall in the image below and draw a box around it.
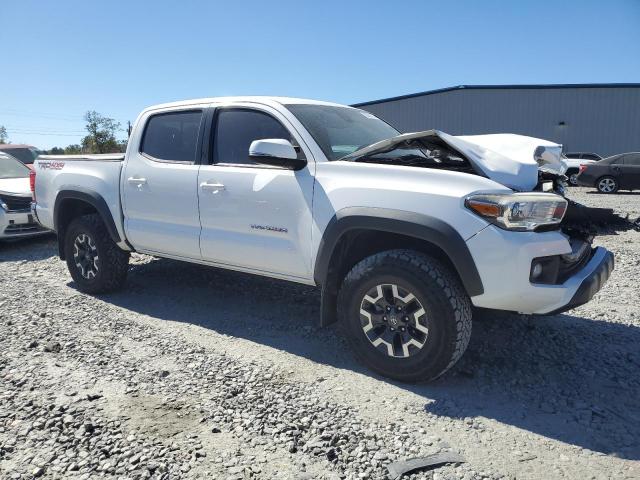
[357,87,640,157]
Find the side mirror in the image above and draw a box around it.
[249,139,306,170]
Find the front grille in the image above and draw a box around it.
[0,194,31,212]
[4,222,45,235]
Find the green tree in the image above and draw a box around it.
[0,126,8,144]
[82,111,121,153]
[64,144,82,154]
[49,147,65,154]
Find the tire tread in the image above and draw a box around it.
[338,249,472,382]
[65,214,129,293]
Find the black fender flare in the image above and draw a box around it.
[54,188,122,258]
[314,207,484,326]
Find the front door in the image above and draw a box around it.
[122,108,205,259]
[197,106,315,281]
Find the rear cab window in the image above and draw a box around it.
[141,110,203,163]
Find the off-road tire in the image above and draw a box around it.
[337,249,472,383]
[64,214,129,293]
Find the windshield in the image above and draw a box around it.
[0,155,30,179]
[285,104,399,160]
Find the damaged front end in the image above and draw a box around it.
[526,142,637,239]
[343,130,638,240]
[343,130,635,277]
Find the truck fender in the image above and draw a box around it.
[313,207,484,326]
[53,188,122,259]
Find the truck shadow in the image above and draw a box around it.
[90,256,639,461]
[417,309,640,461]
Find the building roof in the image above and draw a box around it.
[352,83,640,107]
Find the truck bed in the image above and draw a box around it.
[33,154,128,249]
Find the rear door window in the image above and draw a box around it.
[141,110,203,163]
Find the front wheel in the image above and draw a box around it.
[337,250,472,383]
[64,214,129,293]
[597,176,618,194]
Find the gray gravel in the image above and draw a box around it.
[1,187,639,479]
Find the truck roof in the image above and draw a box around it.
[142,96,351,114]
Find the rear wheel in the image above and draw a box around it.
[567,170,579,186]
[337,250,472,383]
[64,214,129,293]
[597,176,618,194]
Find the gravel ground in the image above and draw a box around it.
[1,187,639,480]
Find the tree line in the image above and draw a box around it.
[0,111,127,154]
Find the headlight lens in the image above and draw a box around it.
[465,193,567,231]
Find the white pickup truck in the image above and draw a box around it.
[32,96,614,382]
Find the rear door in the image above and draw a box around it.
[621,153,640,189]
[197,104,315,281]
[122,107,205,258]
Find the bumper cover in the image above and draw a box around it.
[467,225,614,314]
[547,247,614,315]
[0,208,49,239]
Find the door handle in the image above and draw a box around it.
[200,181,225,193]
[127,177,147,185]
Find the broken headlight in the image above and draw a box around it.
[465,193,567,231]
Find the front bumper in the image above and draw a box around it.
[0,208,49,239]
[546,248,614,314]
[467,225,614,314]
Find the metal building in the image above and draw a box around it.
[353,84,640,157]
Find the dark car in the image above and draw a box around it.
[565,152,602,161]
[577,152,640,193]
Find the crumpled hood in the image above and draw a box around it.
[343,130,566,191]
[0,177,31,196]
[455,133,567,188]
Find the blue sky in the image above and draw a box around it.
[2,0,639,149]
